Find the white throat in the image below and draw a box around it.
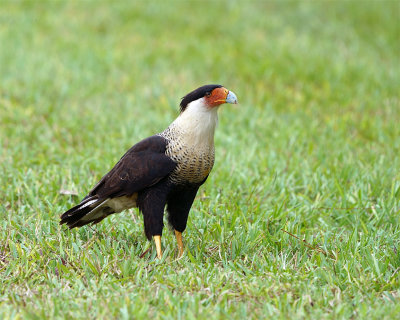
[171,98,219,147]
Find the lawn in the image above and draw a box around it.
[0,1,399,319]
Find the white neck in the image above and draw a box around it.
[171,98,219,147]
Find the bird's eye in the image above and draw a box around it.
[205,91,211,97]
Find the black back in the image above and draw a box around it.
[180,84,223,112]
[87,135,176,199]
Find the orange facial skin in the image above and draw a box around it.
[204,87,229,107]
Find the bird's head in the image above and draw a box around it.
[180,84,238,113]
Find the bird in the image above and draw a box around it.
[60,84,238,258]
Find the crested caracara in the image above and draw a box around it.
[60,84,238,258]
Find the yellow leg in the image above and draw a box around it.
[153,235,162,259]
[175,230,184,258]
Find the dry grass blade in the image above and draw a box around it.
[282,229,335,259]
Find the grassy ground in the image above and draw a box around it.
[1,1,399,319]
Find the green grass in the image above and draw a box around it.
[1,1,399,319]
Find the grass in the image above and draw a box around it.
[0,1,399,319]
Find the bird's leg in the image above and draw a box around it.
[174,230,184,258]
[153,235,162,258]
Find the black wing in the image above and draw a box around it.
[60,135,176,228]
[87,135,176,199]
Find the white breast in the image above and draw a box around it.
[159,99,219,184]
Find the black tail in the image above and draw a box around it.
[60,196,112,229]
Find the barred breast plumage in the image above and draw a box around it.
[159,124,215,184]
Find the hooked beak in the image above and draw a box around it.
[225,90,238,104]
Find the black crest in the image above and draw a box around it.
[180,84,223,112]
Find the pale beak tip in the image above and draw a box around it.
[226,91,238,104]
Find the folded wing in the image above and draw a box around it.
[60,135,176,228]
